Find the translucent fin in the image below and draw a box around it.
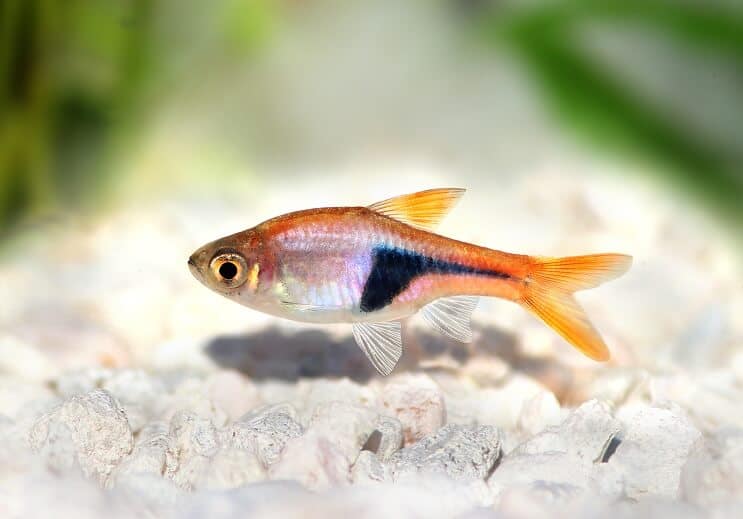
[280,300,341,312]
[352,321,403,376]
[421,296,479,343]
[368,188,465,231]
[521,254,632,361]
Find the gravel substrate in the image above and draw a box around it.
[1,169,742,518]
[1,364,742,518]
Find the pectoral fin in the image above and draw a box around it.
[352,321,403,376]
[421,296,479,343]
[368,188,465,231]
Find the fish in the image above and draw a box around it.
[188,188,632,375]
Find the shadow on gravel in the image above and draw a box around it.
[204,323,568,389]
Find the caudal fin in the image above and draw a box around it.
[520,254,632,361]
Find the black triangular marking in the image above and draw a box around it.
[359,247,510,313]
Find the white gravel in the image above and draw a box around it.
[1,167,742,518]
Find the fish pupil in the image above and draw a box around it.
[219,262,238,280]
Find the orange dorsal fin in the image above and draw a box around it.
[368,188,465,231]
[520,254,632,361]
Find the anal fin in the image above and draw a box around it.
[352,321,403,376]
[421,296,479,343]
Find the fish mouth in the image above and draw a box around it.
[187,252,205,280]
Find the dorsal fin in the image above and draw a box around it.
[367,188,465,231]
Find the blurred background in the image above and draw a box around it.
[1,0,742,393]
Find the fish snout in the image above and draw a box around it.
[187,249,209,279]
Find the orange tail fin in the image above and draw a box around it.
[520,254,632,361]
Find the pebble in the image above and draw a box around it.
[389,424,501,482]
[198,446,266,490]
[164,377,230,427]
[203,370,262,422]
[352,450,392,484]
[516,389,562,436]
[229,403,304,467]
[112,421,171,481]
[611,404,703,499]
[166,410,221,490]
[268,429,351,491]
[102,369,166,433]
[681,426,743,506]
[368,415,404,461]
[380,374,446,445]
[299,378,378,424]
[29,389,133,483]
[489,400,622,498]
[308,401,377,460]
[54,368,113,398]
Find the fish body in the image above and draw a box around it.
[189,189,631,375]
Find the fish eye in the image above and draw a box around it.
[210,252,248,288]
[219,262,238,280]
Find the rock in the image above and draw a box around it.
[308,401,377,460]
[389,424,501,482]
[203,370,262,422]
[198,446,267,490]
[517,390,562,436]
[29,411,79,475]
[352,450,391,484]
[380,374,446,445]
[256,380,301,407]
[229,403,303,467]
[163,377,229,427]
[166,410,221,490]
[55,368,113,398]
[299,378,377,424]
[611,404,703,499]
[102,369,166,433]
[489,400,622,498]
[468,374,549,433]
[29,389,133,483]
[430,373,479,427]
[112,421,171,481]
[268,429,351,491]
[681,427,743,506]
[513,400,621,463]
[170,410,220,458]
[365,415,403,461]
[488,451,623,499]
[170,451,213,491]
